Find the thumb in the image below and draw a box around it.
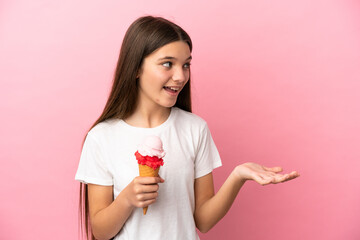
[157,175,165,183]
[264,166,283,173]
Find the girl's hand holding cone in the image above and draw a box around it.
[123,176,165,211]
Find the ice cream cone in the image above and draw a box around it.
[138,164,160,215]
[135,135,165,215]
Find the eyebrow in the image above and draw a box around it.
[157,56,192,61]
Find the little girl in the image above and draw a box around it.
[75,15,299,240]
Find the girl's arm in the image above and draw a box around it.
[88,176,164,240]
[193,162,299,233]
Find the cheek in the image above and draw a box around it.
[184,73,190,85]
[147,70,168,87]
[140,74,157,90]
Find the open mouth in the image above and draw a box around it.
[163,86,180,94]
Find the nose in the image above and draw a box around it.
[172,67,188,83]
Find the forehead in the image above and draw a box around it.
[147,41,191,61]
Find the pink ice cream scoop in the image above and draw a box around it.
[137,135,166,159]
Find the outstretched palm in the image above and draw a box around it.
[234,162,300,185]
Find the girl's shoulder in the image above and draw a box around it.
[172,107,208,129]
[87,118,121,138]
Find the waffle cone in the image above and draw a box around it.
[138,164,160,215]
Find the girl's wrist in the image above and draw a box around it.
[115,189,135,211]
[232,166,247,184]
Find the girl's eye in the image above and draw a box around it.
[162,62,172,68]
[162,62,191,68]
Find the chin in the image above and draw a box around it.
[162,103,176,108]
[160,100,177,108]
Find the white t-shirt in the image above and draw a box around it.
[75,107,222,240]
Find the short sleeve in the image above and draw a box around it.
[194,124,222,178]
[75,133,113,185]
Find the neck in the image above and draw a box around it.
[124,101,171,128]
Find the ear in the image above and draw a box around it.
[136,65,144,79]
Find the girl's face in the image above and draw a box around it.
[137,41,191,110]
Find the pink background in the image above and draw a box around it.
[1,0,360,239]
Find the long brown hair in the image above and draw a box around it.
[79,15,193,240]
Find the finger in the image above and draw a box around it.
[279,172,299,183]
[263,166,283,173]
[139,199,156,208]
[280,171,299,182]
[290,171,300,177]
[267,171,300,184]
[274,174,288,183]
[260,174,279,185]
[287,171,300,181]
[137,192,159,201]
[141,184,160,193]
[253,174,271,186]
[136,176,163,185]
[133,184,159,195]
[268,175,280,184]
[157,175,165,183]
